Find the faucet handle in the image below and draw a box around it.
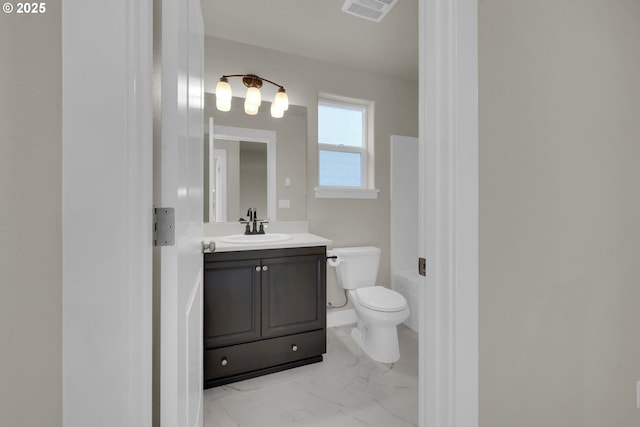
[238,219,251,235]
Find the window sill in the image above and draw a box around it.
[314,187,379,199]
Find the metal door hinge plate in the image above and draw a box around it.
[154,207,175,246]
[418,257,427,277]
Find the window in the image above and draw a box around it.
[316,95,378,199]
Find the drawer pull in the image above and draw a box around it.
[221,357,228,367]
[291,344,298,352]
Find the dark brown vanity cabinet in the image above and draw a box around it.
[203,246,326,388]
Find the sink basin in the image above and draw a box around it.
[220,233,292,244]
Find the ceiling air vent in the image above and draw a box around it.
[342,0,398,23]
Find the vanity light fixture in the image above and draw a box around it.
[215,74,289,118]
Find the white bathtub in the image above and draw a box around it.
[392,270,421,333]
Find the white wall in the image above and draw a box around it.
[480,1,640,425]
[205,36,419,305]
[390,135,419,275]
[0,6,62,427]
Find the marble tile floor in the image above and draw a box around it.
[204,324,419,427]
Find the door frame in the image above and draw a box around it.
[419,0,478,426]
[62,0,153,425]
[210,148,227,222]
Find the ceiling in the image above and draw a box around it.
[201,0,419,82]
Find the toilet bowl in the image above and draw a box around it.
[328,247,410,363]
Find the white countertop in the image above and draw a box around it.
[205,233,333,252]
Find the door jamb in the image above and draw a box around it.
[419,0,479,426]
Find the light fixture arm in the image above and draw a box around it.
[220,74,285,91]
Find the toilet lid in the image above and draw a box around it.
[354,287,408,312]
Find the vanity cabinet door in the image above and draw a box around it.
[203,258,261,349]
[261,253,326,338]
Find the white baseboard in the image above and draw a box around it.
[326,308,356,328]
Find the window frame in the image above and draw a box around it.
[316,94,378,199]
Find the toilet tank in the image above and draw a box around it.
[331,246,381,290]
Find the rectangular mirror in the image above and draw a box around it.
[207,124,276,222]
[204,94,307,223]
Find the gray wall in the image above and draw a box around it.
[239,143,268,218]
[205,36,419,305]
[0,5,62,427]
[480,1,640,425]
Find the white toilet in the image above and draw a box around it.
[328,246,410,363]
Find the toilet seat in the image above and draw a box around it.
[354,286,408,312]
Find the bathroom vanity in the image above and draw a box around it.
[203,234,330,388]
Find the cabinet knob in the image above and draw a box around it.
[262,265,269,272]
[255,266,261,272]
[291,344,298,352]
[221,357,228,367]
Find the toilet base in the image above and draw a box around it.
[351,322,400,364]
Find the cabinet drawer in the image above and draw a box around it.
[204,329,326,383]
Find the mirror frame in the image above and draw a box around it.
[208,118,277,222]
